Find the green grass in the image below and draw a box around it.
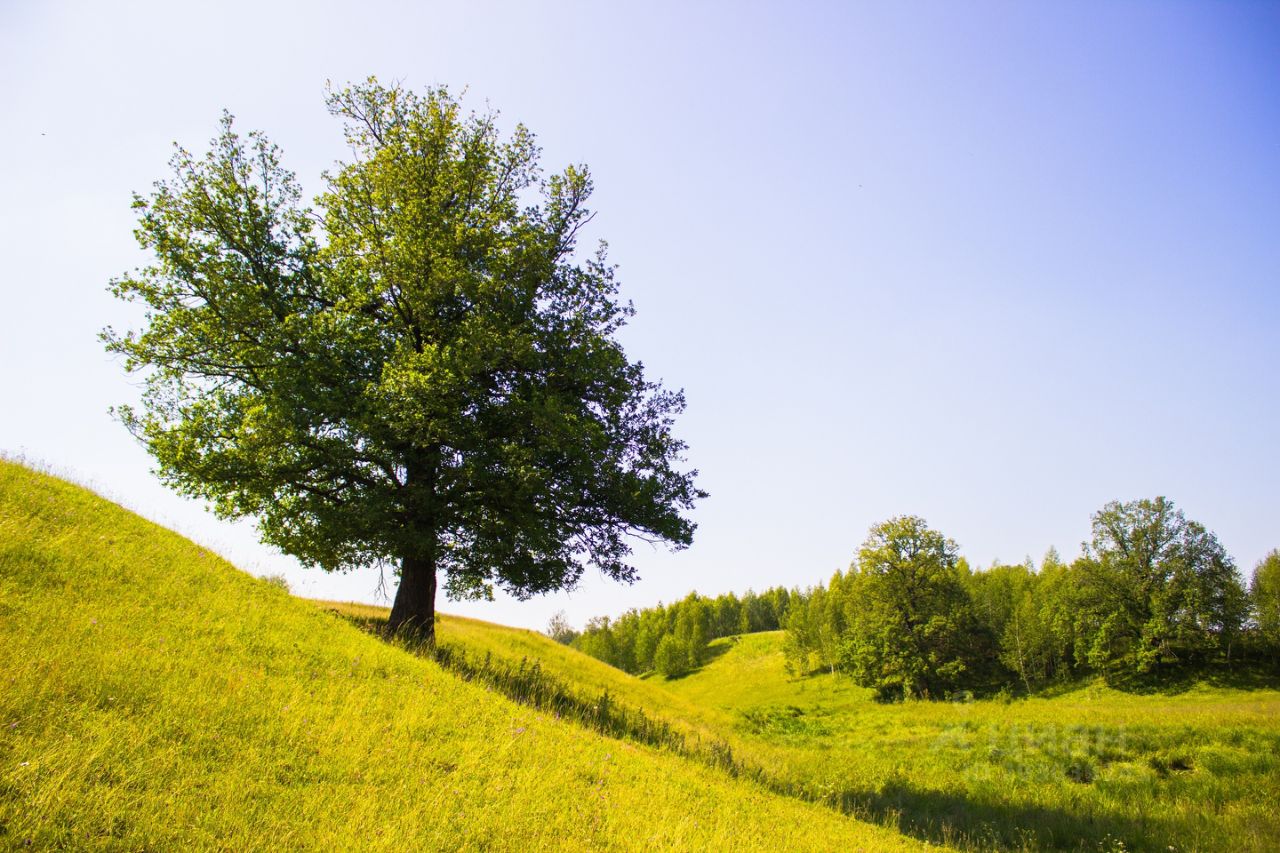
[328,607,1280,851]
[324,602,736,748]
[0,460,920,851]
[13,455,1273,852]
[666,633,1280,851]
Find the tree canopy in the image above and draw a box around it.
[1077,497,1247,671]
[840,516,982,699]
[1249,550,1280,650]
[104,80,705,638]
[780,498,1266,699]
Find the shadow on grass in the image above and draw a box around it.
[1104,662,1280,696]
[838,779,1181,852]
[701,635,738,663]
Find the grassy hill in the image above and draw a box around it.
[0,460,919,851]
[663,633,1280,851]
[322,602,737,748]
[333,609,1280,851]
[9,456,1275,852]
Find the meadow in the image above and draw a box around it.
[330,608,1280,851]
[665,633,1280,851]
[0,461,916,851]
[3,458,1277,851]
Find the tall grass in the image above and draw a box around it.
[0,460,921,851]
[666,632,1280,851]
[339,601,1280,851]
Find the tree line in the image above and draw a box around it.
[563,496,1280,694]
[548,587,796,678]
[785,498,1279,699]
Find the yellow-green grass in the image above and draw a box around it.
[322,607,1280,849]
[321,601,736,748]
[663,633,1280,851]
[0,460,921,851]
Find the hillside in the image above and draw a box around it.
[0,460,919,851]
[373,614,1280,851]
[658,633,1280,850]
[322,602,737,747]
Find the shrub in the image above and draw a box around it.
[262,573,290,594]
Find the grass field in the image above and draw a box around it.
[0,460,918,851]
[6,458,1277,851]
[328,607,1280,851]
[664,633,1280,850]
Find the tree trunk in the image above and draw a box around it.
[387,551,437,643]
[389,448,440,642]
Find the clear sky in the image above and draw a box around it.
[2,1,1277,631]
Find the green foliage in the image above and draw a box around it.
[1251,549,1280,652]
[570,587,796,676]
[964,555,1082,691]
[653,634,692,679]
[102,79,704,635]
[1077,497,1248,672]
[840,516,983,700]
[785,502,1256,697]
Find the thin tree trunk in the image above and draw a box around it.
[388,551,437,642]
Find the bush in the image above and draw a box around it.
[262,573,290,594]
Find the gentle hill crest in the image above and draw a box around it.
[0,460,916,850]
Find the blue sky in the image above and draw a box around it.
[2,1,1277,630]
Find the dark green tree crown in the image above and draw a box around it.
[103,79,706,602]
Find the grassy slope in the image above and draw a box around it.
[323,601,736,748]
[343,609,1280,850]
[665,633,1280,851]
[0,461,918,851]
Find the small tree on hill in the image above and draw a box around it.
[546,611,579,646]
[103,80,705,641]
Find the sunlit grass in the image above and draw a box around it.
[10,453,1272,851]
[0,460,919,851]
[664,633,1280,851]
[333,605,1280,850]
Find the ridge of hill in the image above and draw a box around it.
[321,602,736,744]
[0,460,918,851]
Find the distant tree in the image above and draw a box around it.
[673,593,712,667]
[575,616,621,668]
[652,633,691,679]
[967,561,1034,688]
[711,593,742,639]
[782,587,820,675]
[103,80,704,641]
[1077,498,1247,671]
[1251,550,1280,655]
[633,610,663,672]
[841,516,981,699]
[546,611,579,645]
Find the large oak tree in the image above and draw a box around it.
[104,80,705,639]
[1077,497,1247,670]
